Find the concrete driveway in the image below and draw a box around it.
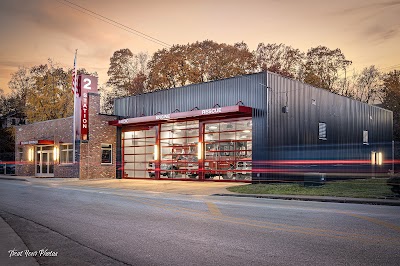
[66,178,247,195]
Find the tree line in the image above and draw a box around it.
[1,40,399,142]
[0,59,95,123]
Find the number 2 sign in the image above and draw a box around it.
[78,74,98,94]
[83,78,92,90]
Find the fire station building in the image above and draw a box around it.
[15,72,394,182]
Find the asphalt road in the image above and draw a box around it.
[0,179,400,266]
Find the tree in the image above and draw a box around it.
[0,93,24,122]
[147,40,257,90]
[188,40,256,82]
[104,49,149,113]
[8,66,33,108]
[255,43,304,79]
[2,66,34,118]
[107,49,149,95]
[99,84,128,115]
[381,70,400,141]
[335,69,357,99]
[352,66,383,104]
[25,60,74,122]
[147,44,191,89]
[303,46,352,92]
[129,71,147,95]
[0,127,15,161]
[0,90,18,161]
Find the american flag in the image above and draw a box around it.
[71,50,77,94]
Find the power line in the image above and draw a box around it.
[55,0,400,91]
[56,0,171,48]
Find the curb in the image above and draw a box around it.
[0,177,27,182]
[2,175,399,206]
[213,193,400,206]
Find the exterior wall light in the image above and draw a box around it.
[154,144,158,160]
[53,146,58,161]
[377,152,383,165]
[198,142,202,160]
[28,148,34,162]
[371,151,383,165]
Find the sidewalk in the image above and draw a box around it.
[0,215,39,266]
[1,175,399,206]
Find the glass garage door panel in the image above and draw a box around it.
[123,128,156,178]
[204,119,252,180]
[160,121,199,179]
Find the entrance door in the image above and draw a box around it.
[36,146,54,177]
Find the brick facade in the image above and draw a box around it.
[79,93,117,179]
[15,93,117,179]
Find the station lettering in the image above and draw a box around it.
[80,91,89,140]
[201,108,222,115]
[156,114,171,120]
[82,93,88,129]
[20,140,39,145]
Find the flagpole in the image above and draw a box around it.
[72,49,78,164]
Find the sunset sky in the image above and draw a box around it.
[0,0,399,94]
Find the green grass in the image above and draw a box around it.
[227,178,397,199]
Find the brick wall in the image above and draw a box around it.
[79,93,117,179]
[15,93,117,179]
[15,117,79,177]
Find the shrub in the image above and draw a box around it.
[387,176,400,194]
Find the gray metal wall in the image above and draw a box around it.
[114,72,394,181]
[265,72,393,179]
[114,73,267,118]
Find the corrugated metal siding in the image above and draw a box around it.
[114,73,270,179]
[265,72,393,180]
[114,72,393,181]
[114,73,267,117]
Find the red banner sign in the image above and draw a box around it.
[110,105,252,126]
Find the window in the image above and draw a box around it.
[18,147,23,162]
[60,144,73,164]
[363,130,368,145]
[101,143,112,164]
[318,122,327,140]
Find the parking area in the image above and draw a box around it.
[0,175,246,196]
[0,163,15,175]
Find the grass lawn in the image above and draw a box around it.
[227,178,397,199]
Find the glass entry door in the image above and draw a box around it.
[36,146,54,177]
